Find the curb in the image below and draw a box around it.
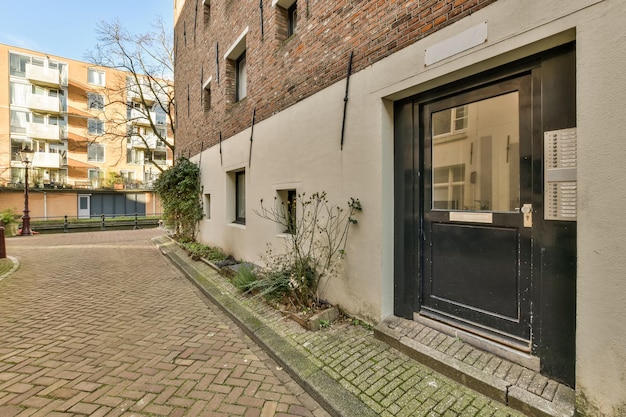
[154,236,378,417]
[0,256,20,282]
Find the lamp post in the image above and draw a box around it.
[19,148,34,236]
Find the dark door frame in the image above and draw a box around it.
[393,42,577,386]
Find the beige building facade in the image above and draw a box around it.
[0,44,173,191]
[174,0,626,414]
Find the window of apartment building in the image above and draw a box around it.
[88,68,106,86]
[87,118,104,135]
[287,2,297,36]
[31,113,45,124]
[224,27,248,103]
[87,143,105,162]
[9,53,29,78]
[202,77,212,112]
[155,106,167,125]
[88,169,103,183]
[277,189,297,234]
[88,92,104,110]
[433,164,465,210]
[10,110,29,134]
[273,0,297,39]
[204,193,211,219]
[127,148,144,164]
[236,53,247,101]
[152,150,167,165]
[10,82,28,106]
[235,171,246,224]
[203,0,210,24]
[433,105,469,138]
[156,127,167,140]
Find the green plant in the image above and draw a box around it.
[254,191,362,310]
[182,241,227,262]
[319,319,331,329]
[153,157,203,241]
[104,171,124,188]
[232,265,258,294]
[0,208,21,236]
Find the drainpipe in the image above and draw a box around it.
[43,191,47,220]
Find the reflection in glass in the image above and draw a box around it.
[432,93,520,212]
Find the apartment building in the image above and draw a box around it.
[173,0,626,414]
[0,44,173,190]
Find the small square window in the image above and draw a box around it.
[87,118,104,135]
[88,68,106,86]
[88,92,104,110]
[87,143,105,162]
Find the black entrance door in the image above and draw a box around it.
[420,75,533,347]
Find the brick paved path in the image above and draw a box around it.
[0,230,329,417]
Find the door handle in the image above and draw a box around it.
[521,203,533,228]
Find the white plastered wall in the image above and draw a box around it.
[193,0,626,413]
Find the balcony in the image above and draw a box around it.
[129,134,163,150]
[25,63,60,88]
[28,94,61,114]
[128,108,157,126]
[32,152,62,169]
[26,123,64,142]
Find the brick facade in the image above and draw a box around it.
[175,0,498,156]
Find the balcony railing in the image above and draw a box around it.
[128,109,157,126]
[25,63,60,88]
[32,152,62,169]
[129,134,163,150]
[26,123,62,142]
[28,94,61,114]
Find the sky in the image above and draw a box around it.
[0,1,174,62]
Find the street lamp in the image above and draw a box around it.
[19,147,35,236]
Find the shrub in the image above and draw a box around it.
[254,191,362,310]
[154,157,203,241]
[0,208,21,236]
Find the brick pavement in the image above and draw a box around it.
[0,229,330,417]
[157,235,529,417]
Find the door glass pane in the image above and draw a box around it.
[432,92,520,212]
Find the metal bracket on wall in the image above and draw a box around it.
[216,43,220,84]
[219,131,223,166]
[259,0,264,41]
[248,108,256,168]
[340,51,354,150]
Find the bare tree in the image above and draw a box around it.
[86,17,175,172]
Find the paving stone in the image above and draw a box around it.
[0,230,329,417]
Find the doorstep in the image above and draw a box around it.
[374,316,575,417]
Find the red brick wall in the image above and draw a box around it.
[175,0,498,156]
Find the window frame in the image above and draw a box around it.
[202,77,212,112]
[235,170,246,224]
[87,92,104,110]
[87,142,105,163]
[287,2,297,37]
[87,68,106,86]
[433,105,469,139]
[87,118,105,135]
[235,52,247,102]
